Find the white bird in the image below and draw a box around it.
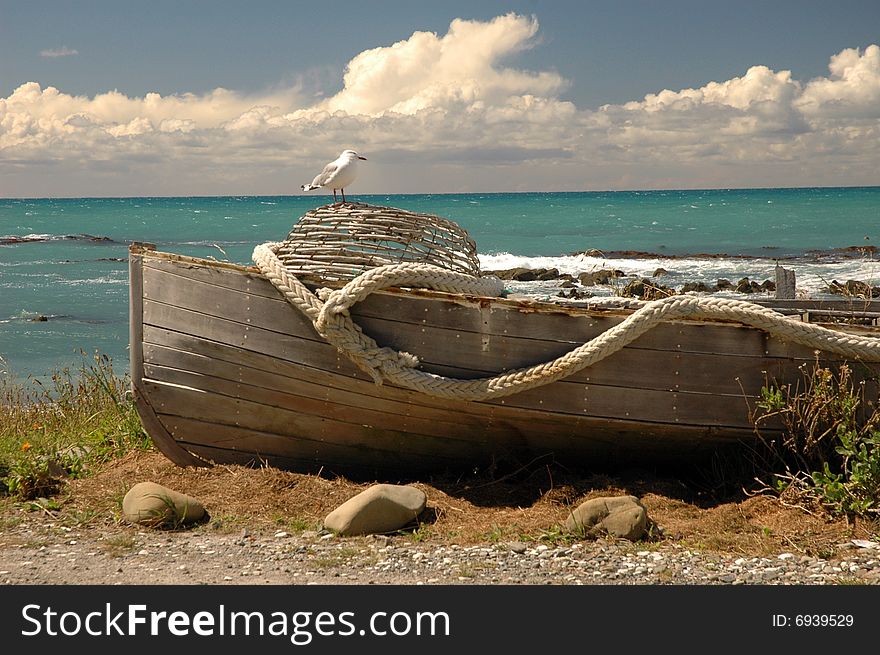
[300,149,367,204]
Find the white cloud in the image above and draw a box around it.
[310,13,567,117]
[2,16,880,196]
[796,44,880,118]
[40,46,79,58]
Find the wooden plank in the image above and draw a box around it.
[130,249,147,390]
[143,348,768,450]
[141,334,765,462]
[145,344,498,432]
[141,266,815,396]
[144,330,764,437]
[351,293,858,361]
[144,301,768,427]
[352,314,796,396]
[143,258,879,370]
[753,298,880,313]
[142,354,620,451]
[129,247,209,467]
[143,328,773,441]
[143,362,494,443]
[132,386,211,467]
[143,299,366,377]
[144,251,880,317]
[775,265,796,300]
[163,416,457,471]
[158,402,756,475]
[142,380,492,461]
[170,440,450,478]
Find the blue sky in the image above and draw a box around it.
[1,1,879,196]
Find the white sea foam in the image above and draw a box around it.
[0,233,52,242]
[177,239,252,246]
[57,276,126,286]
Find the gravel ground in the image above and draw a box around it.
[2,519,879,586]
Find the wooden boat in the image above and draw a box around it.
[129,209,880,478]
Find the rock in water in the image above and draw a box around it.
[323,484,427,536]
[122,482,206,527]
[564,495,648,541]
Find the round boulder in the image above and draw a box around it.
[122,481,206,528]
[564,495,648,541]
[323,484,427,536]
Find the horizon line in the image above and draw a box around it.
[3,183,879,201]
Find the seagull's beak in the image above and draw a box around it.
[358,156,367,160]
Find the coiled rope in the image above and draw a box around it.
[253,242,880,401]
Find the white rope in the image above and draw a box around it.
[253,242,880,401]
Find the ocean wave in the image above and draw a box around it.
[2,311,108,325]
[57,276,127,286]
[173,239,253,246]
[5,311,69,321]
[0,259,55,267]
[0,233,119,246]
[0,233,53,244]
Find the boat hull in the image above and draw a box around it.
[129,245,880,477]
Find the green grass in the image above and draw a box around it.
[271,514,322,533]
[0,352,152,500]
[101,533,139,557]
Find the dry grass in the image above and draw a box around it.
[40,450,875,558]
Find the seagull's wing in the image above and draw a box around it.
[311,162,339,187]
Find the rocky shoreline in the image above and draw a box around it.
[484,265,880,301]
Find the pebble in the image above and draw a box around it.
[2,521,880,586]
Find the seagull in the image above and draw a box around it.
[300,149,367,204]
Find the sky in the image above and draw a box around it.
[1,0,879,197]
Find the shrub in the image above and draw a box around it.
[752,359,880,519]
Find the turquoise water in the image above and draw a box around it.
[2,187,879,379]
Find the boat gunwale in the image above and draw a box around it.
[130,243,880,331]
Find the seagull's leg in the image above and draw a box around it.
[332,189,337,203]
[341,188,346,203]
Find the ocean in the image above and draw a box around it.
[2,187,879,381]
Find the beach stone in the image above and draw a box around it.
[735,277,755,293]
[535,268,561,281]
[565,495,648,541]
[323,484,427,536]
[557,289,591,300]
[577,269,624,286]
[122,482,206,527]
[652,268,668,278]
[681,281,712,293]
[486,267,561,282]
[621,278,674,301]
[828,279,878,298]
[510,268,538,281]
[484,267,529,280]
[716,279,733,290]
[490,267,563,281]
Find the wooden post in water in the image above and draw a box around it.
[775,264,796,299]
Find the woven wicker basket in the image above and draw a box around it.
[276,202,483,282]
